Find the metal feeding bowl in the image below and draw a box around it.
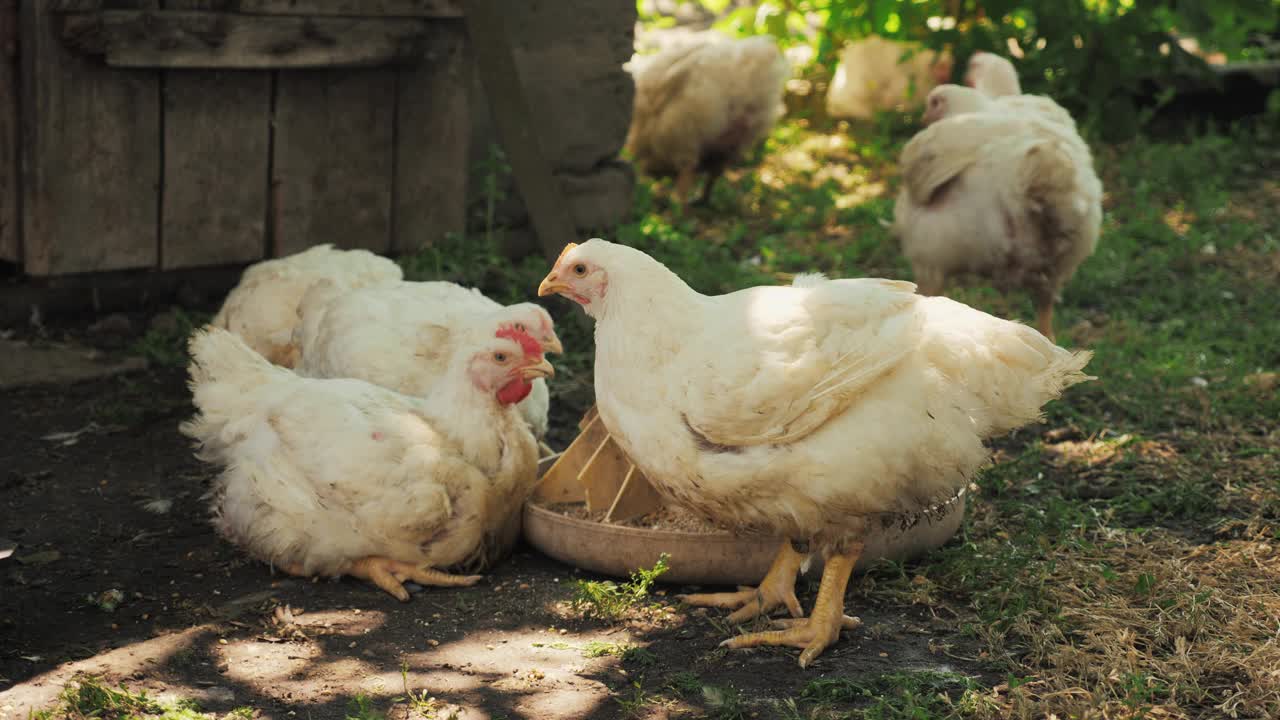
[522,406,967,586]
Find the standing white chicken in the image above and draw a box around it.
[895,91,1102,340]
[626,34,789,204]
[293,280,563,443]
[212,245,402,367]
[180,323,554,601]
[539,239,1092,667]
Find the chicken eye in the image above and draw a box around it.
[514,322,526,332]
[493,352,508,363]
[573,263,588,276]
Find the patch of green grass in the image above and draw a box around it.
[801,671,987,720]
[32,677,218,720]
[572,553,670,621]
[611,681,653,718]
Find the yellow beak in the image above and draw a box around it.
[538,273,570,297]
[542,334,565,354]
[520,358,555,380]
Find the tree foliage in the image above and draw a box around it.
[652,0,1278,135]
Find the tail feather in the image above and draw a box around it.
[180,327,290,452]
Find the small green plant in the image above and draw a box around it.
[133,308,207,368]
[802,670,979,720]
[666,671,704,697]
[344,694,387,720]
[571,554,670,620]
[612,681,652,718]
[395,662,448,718]
[701,684,747,720]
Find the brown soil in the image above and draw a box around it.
[0,319,990,720]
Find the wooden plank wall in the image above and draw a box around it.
[20,0,161,275]
[0,0,16,263]
[13,0,469,276]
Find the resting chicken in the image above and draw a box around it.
[895,83,1102,340]
[293,280,562,443]
[180,323,553,600]
[626,34,789,204]
[539,239,1092,666]
[212,245,402,366]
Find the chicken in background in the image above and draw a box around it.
[625,34,789,205]
[212,245,402,367]
[539,239,1092,666]
[292,280,562,446]
[894,80,1102,340]
[825,36,954,120]
[180,323,554,601]
[956,51,1077,129]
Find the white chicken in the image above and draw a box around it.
[293,280,563,443]
[212,245,402,367]
[825,36,954,120]
[952,51,1077,130]
[538,239,1092,667]
[894,89,1102,340]
[626,34,789,204]
[180,323,554,601]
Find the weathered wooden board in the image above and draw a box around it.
[61,10,430,69]
[20,0,160,276]
[392,20,467,253]
[0,0,18,263]
[157,0,269,268]
[463,0,577,262]
[272,69,395,256]
[233,0,462,16]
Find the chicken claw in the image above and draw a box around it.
[719,546,860,668]
[346,556,482,602]
[678,540,807,623]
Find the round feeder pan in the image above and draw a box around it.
[523,423,967,586]
[523,497,965,587]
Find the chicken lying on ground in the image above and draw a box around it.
[180,324,553,600]
[825,36,954,120]
[539,239,1092,667]
[954,51,1076,129]
[895,86,1102,340]
[293,280,563,444]
[626,34,789,205]
[212,245,402,367]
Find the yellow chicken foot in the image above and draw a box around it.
[678,540,807,623]
[346,556,482,602]
[720,544,862,668]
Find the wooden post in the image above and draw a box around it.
[462,0,578,262]
[0,0,16,263]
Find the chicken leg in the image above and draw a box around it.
[720,543,863,668]
[1034,300,1056,342]
[677,540,807,623]
[346,557,482,602]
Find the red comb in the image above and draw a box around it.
[496,326,543,358]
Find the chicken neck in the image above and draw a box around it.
[419,368,520,474]
[720,542,864,668]
[678,539,807,622]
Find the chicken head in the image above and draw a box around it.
[500,303,564,354]
[468,327,555,406]
[537,242,610,314]
[964,51,1021,97]
[922,85,990,125]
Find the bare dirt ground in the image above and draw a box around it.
[0,319,987,720]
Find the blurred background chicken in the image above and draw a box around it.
[894,82,1102,340]
[212,245,401,367]
[539,239,1092,666]
[825,36,954,120]
[625,33,789,205]
[292,280,563,445]
[181,323,554,601]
